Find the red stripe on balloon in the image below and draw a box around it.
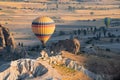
[32,24,55,28]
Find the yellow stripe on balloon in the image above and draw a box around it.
[37,36,50,44]
[32,26,55,34]
[33,16,54,23]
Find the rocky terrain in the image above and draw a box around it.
[50,38,80,55]
[0,24,15,50]
[1,49,119,80]
[0,59,48,80]
[0,24,120,80]
[0,0,120,80]
[0,25,28,62]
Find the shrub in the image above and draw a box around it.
[85,39,92,44]
[93,19,96,21]
[110,38,113,43]
[106,48,110,52]
[59,31,65,36]
[90,12,94,15]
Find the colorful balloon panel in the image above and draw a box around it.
[104,17,111,28]
[32,16,55,45]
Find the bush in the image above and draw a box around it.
[116,38,119,42]
[85,39,92,44]
[5,22,8,24]
[106,48,110,52]
[59,31,65,36]
[0,54,2,57]
[93,19,96,21]
[118,35,120,37]
[110,38,113,43]
[90,12,94,15]
[30,48,35,51]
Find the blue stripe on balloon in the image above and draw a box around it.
[35,34,51,36]
[32,22,54,25]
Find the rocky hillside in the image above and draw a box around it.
[0,24,15,50]
[61,51,120,80]
[50,38,80,55]
[0,25,27,61]
[0,50,91,80]
[0,59,48,80]
[0,47,120,80]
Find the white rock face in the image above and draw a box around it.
[0,59,48,80]
[63,58,103,80]
[49,55,63,65]
[40,50,49,58]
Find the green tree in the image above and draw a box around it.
[78,29,81,35]
[73,30,77,35]
[83,30,87,36]
[59,31,65,36]
[90,12,94,15]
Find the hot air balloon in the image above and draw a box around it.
[32,16,55,48]
[104,17,111,28]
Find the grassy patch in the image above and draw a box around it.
[53,64,91,80]
[53,64,76,75]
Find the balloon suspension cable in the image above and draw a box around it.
[42,43,46,49]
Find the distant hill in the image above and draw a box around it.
[0,0,116,2]
[76,0,101,2]
[0,0,119,4]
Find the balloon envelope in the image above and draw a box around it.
[104,17,111,28]
[32,16,55,46]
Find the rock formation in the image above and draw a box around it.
[0,24,16,50]
[38,50,120,80]
[50,38,80,55]
[37,50,103,80]
[40,50,49,61]
[0,59,48,80]
[0,25,29,61]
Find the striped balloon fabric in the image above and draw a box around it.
[32,16,55,47]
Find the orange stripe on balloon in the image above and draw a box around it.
[37,35,51,44]
[37,35,50,38]
[32,25,55,34]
